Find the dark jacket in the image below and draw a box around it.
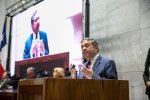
[23,31,49,59]
[78,55,118,79]
[143,48,150,94]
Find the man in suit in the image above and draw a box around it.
[70,38,118,79]
[143,48,150,99]
[0,71,10,89]
[23,10,49,59]
[0,71,20,90]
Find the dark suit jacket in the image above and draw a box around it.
[0,78,11,89]
[143,48,150,95]
[23,31,49,59]
[78,55,118,79]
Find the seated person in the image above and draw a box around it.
[0,71,19,90]
[0,71,10,80]
[52,67,65,79]
[0,71,11,89]
[26,67,49,79]
[26,67,37,79]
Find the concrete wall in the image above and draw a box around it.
[0,0,150,100]
[85,0,150,100]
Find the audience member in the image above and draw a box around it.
[26,67,37,79]
[0,71,10,80]
[52,67,65,79]
[0,71,11,89]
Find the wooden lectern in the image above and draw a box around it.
[17,78,129,100]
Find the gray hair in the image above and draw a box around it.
[27,67,36,73]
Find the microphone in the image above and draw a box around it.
[71,64,76,69]
[64,64,76,77]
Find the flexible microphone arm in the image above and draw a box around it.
[65,64,76,77]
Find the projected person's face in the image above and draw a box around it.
[31,15,40,35]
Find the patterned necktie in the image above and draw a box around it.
[86,60,91,69]
[83,61,91,79]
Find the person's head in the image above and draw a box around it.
[31,10,40,35]
[81,38,99,61]
[26,67,36,79]
[1,71,10,80]
[52,67,65,78]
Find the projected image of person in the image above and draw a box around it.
[23,10,49,59]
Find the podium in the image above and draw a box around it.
[17,78,129,100]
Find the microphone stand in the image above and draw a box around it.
[65,65,76,78]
